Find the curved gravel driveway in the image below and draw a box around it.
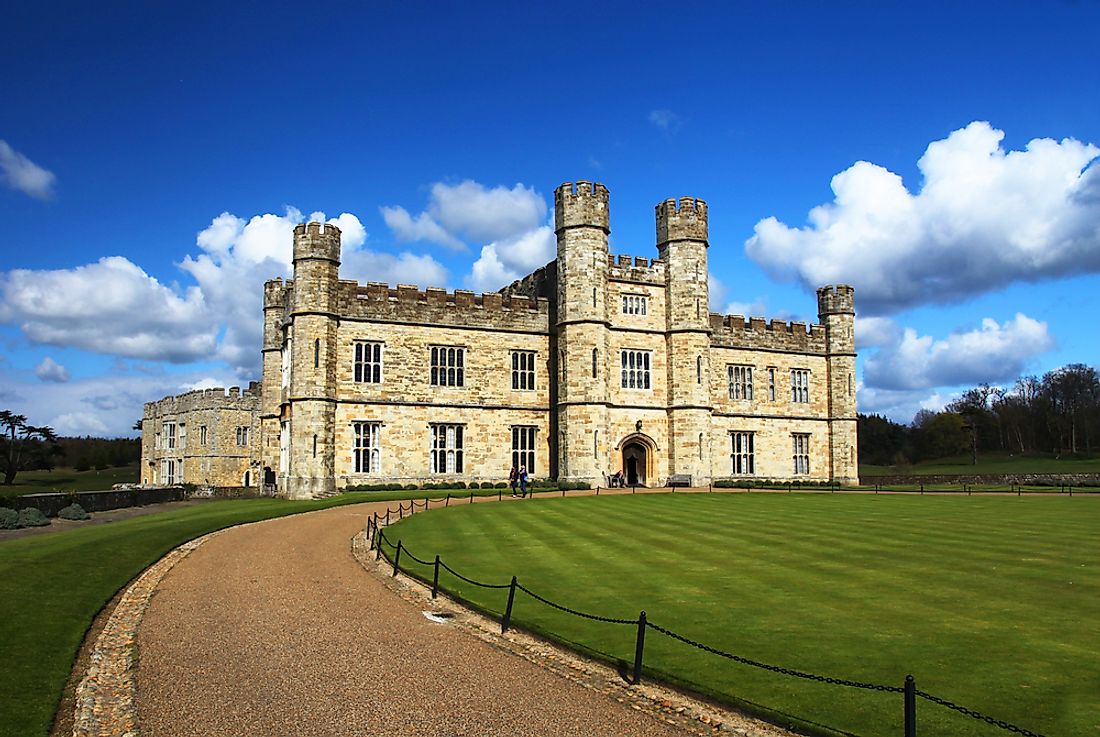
[134,502,696,737]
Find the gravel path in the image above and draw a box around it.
[134,502,703,737]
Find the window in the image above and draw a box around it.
[728,365,753,400]
[848,373,853,397]
[165,422,176,450]
[768,367,776,401]
[199,425,208,446]
[178,424,187,449]
[279,422,289,475]
[793,433,810,474]
[314,339,320,368]
[731,432,754,475]
[281,338,291,388]
[592,349,598,379]
[353,422,381,473]
[512,426,536,474]
[622,294,647,315]
[431,424,464,474]
[791,369,810,404]
[354,342,383,383]
[620,350,651,389]
[236,426,249,447]
[163,459,177,485]
[696,355,702,384]
[511,350,536,390]
[431,346,465,387]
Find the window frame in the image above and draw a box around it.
[430,423,465,474]
[791,368,810,404]
[621,294,648,316]
[354,341,383,384]
[730,431,755,475]
[727,364,753,401]
[511,425,536,475]
[792,433,810,475]
[431,346,466,388]
[511,350,536,391]
[619,349,652,390]
[352,421,382,474]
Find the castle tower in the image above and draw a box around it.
[817,285,859,485]
[259,278,287,489]
[656,197,713,485]
[554,181,610,485]
[285,222,341,498]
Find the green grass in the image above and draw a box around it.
[0,464,140,499]
[386,493,1100,737]
[0,487,485,737]
[860,452,1100,477]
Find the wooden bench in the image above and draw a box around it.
[666,474,692,487]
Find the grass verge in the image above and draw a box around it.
[0,487,484,737]
[386,493,1100,737]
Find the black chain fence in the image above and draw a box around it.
[362,498,1050,737]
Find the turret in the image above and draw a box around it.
[656,196,712,485]
[284,221,342,499]
[816,284,858,485]
[553,181,611,485]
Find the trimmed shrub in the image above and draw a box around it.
[58,503,90,521]
[493,482,508,489]
[0,507,19,529]
[18,508,50,528]
[403,484,419,490]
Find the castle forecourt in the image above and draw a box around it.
[142,180,858,498]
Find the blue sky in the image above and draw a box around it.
[1,1,1098,436]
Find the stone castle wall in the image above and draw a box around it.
[141,179,859,497]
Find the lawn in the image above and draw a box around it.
[0,464,140,499]
[385,493,1100,737]
[0,487,488,737]
[860,452,1100,477]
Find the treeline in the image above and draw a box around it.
[860,363,1100,465]
[55,437,142,471]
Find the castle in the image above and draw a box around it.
[141,181,858,498]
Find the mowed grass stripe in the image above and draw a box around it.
[388,493,1100,737]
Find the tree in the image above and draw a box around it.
[0,411,59,485]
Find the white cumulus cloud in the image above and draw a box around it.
[863,313,1054,391]
[746,121,1100,314]
[34,356,70,383]
[0,140,56,199]
[1,207,445,378]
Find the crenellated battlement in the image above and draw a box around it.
[336,279,550,333]
[816,284,855,316]
[607,252,667,285]
[263,278,289,309]
[709,312,827,353]
[144,383,262,417]
[656,196,708,245]
[555,180,610,232]
[293,220,341,264]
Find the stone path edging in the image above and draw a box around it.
[71,530,225,737]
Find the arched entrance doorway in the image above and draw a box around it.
[622,441,648,486]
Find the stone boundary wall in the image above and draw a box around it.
[10,486,185,517]
[867,473,1100,486]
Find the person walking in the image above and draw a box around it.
[509,466,518,497]
[519,466,528,497]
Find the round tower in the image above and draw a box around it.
[554,181,610,485]
[656,197,713,485]
[817,284,858,485]
[285,221,342,499]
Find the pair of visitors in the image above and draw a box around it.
[509,466,518,497]
[518,466,528,497]
[611,470,624,487]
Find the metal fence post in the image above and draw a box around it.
[375,530,382,560]
[386,509,390,525]
[499,487,502,501]
[392,540,402,576]
[399,504,404,520]
[470,491,474,504]
[904,674,916,737]
[446,494,450,507]
[432,555,440,599]
[502,576,518,633]
[632,610,647,685]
